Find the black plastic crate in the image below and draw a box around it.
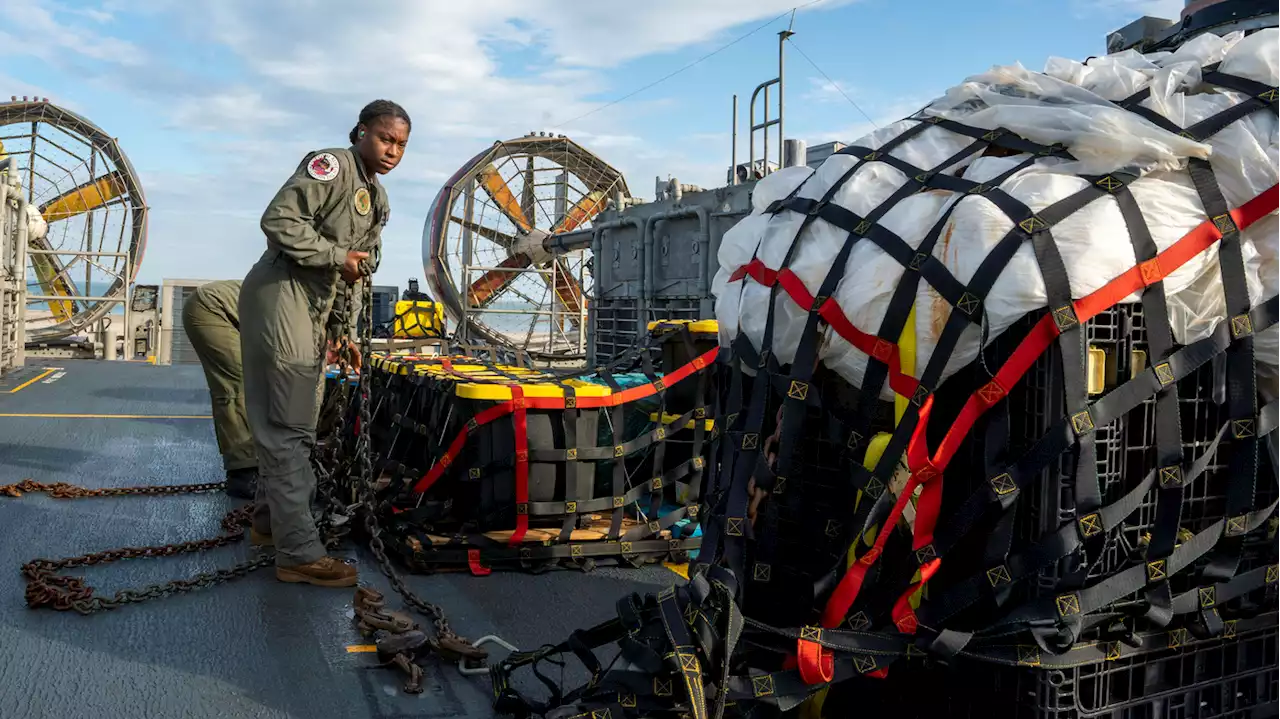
[345,349,715,573]
[590,296,706,365]
[708,299,1275,654]
[934,303,1278,609]
[724,360,899,627]
[824,621,1279,719]
[650,319,719,416]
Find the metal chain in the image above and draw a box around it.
[14,495,272,614]
[7,270,468,661]
[2,478,227,499]
[6,281,359,614]
[9,455,354,614]
[348,275,466,648]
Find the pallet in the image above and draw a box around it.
[416,516,671,546]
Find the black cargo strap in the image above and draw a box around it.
[919,416,1234,636]
[859,67,1280,627]
[702,118,937,586]
[491,563,1280,718]
[491,55,1280,717]
[933,294,1278,557]
[368,323,716,571]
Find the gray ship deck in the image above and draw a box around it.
[0,359,681,719]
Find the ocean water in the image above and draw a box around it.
[468,301,585,337]
[25,278,129,317]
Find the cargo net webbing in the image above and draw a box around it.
[389,300,444,339]
[351,322,717,574]
[490,31,1279,719]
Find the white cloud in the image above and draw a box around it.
[519,0,862,69]
[0,73,81,112]
[0,0,146,66]
[167,88,305,134]
[3,0,871,300]
[791,89,936,148]
[802,76,861,105]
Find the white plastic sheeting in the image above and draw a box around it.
[713,29,1278,401]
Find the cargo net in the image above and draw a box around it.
[490,29,1279,719]
[389,300,445,340]
[338,320,718,575]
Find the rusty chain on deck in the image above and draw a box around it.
[2,480,271,614]
[344,276,490,693]
[2,268,491,683]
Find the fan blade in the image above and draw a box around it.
[467,253,531,307]
[38,171,127,222]
[449,216,516,247]
[551,259,585,317]
[552,190,606,234]
[27,236,79,322]
[521,157,536,229]
[476,164,531,232]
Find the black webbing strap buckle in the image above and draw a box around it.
[1212,212,1239,236]
[1018,215,1049,235]
[1093,172,1135,193]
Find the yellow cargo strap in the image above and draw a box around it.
[646,319,719,335]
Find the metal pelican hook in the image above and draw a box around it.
[457,635,518,676]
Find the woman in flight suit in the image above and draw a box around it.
[239,100,411,587]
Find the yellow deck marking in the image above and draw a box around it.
[6,369,56,393]
[664,562,690,579]
[0,413,212,419]
[346,645,378,653]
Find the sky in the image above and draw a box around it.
[1,0,1189,292]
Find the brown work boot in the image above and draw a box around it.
[249,527,273,547]
[276,556,358,587]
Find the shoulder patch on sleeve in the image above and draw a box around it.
[306,152,341,181]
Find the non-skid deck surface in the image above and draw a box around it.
[0,359,682,719]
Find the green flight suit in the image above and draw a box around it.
[181,279,257,473]
[239,146,388,567]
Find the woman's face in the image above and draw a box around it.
[359,116,410,175]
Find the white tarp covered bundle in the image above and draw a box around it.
[713,29,1279,401]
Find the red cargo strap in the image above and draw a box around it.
[728,257,778,286]
[730,259,921,399]
[783,641,880,683]
[410,347,719,495]
[509,385,530,546]
[412,401,512,494]
[467,549,491,576]
[819,184,1278,629]
[796,638,834,684]
[820,398,938,628]
[891,556,942,634]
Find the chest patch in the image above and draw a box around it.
[307,152,340,182]
[354,187,372,216]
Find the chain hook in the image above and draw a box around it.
[457,635,518,676]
